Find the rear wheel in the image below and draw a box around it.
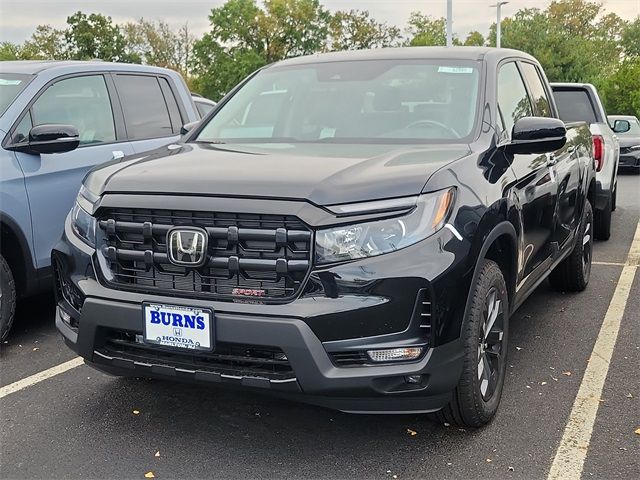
[433,260,509,428]
[594,195,612,240]
[550,200,593,292]
[0,254,17,341]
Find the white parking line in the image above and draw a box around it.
[0,357,84,399]
[547,221,640,480]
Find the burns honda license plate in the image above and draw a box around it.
[143,303,214,351]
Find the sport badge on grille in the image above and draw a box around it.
[167,227,208,267]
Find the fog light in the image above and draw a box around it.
[366,347,424,363]
[59,308,72,324]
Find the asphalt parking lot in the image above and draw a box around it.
[1,174,639,480]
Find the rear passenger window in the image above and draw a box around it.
[114,75,175,140]
[158,77,183,130]
[519,63,552,117]
[497,62,533,137]
[31,75,116,145]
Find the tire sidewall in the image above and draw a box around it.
[459,260,509,425]
[0,254,17,340]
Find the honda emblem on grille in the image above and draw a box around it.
[167,227,208,267]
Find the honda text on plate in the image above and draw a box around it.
[54,48,595,427]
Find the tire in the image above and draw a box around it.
[549,200,593,292]
[432,260,509,428]
[0,254,17,341]
[594,194,612,241]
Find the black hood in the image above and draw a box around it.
[85,142,471,206]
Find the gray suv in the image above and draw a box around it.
[0,61,199,339]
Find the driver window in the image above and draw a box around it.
[30,75,116,146]
[497,62,533,139]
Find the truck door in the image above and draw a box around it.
[12,74,135,269]
[110,73,184,154]
[497,62,558,289]
[519,62,580,251]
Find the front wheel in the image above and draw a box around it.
[433,260,509,427]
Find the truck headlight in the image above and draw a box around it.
[71,201,96,247]
[316,188,455,265]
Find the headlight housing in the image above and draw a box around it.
[71,199,96,247]
[316,188,455,265]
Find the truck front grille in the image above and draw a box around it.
[96,208,312,301]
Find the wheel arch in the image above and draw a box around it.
[0,213,37,298]
[462,222,518,330]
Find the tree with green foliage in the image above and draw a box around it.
[122,19,194,74]
[65,12,133,62]
[329,10,401,51]
[600,59,640,116]
[489,0,624,89]
[405,13,450,46]
[0,42,22,61]
[20,25,67,59]
[463,31,485,46]
[191,0,330,100]
[622,17,640,58]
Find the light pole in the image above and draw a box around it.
[491,2,509,48]
[446,0,453,47]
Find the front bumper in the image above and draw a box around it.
[618,151,640,170]
[54,207,470,413]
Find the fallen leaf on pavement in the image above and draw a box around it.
[626,393,633,398]
[32,347,39,351]
[443,422,450,427]
[155,451,160,457]
[406,429,417,436]
[562,371,571,376]
[541,381,547,386]
[486,458,492,463]
[508,466,515,472]
[133,410,140,415]
[144,472,155,479]
[634,427,640,435]
[515,346,522,351]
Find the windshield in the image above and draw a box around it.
[0,73,33,116]
[195,59,481,144]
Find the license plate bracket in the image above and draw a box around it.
[142,302,214,352]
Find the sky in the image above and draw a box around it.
[0,0,638,44]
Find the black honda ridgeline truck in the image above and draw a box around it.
[54,48,595,427]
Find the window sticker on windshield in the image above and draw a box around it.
[0,79,23,85]
[438,67,474,74]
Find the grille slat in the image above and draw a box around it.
[97,208,312,300]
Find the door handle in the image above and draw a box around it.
[112,150,125,160]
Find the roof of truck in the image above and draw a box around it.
[271,47,538,68]
[0,60,175,76]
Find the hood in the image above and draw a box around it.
[618,136,640,149]
[85,142,471,206]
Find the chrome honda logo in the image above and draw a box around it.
[167,227,208,267]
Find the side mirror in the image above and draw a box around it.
[612,119,631,134]
[180,121,199,135]
[9,124,80,154]
[505,117,567,155]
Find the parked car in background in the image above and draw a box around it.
[551,83,619,240]
[0,61,200,339]
[608,115,640,173]
[54,47,595,427]
[192,93,216,118]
